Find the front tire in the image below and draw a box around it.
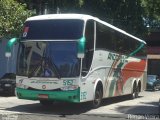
[152,86,156,91]
[91,87,103,109]
[130,83,138,99]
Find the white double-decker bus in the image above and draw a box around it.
[12,14,147,108]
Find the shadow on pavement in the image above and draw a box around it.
[5,102,93,115]
[102,95,143,106]
[4,95,144,116]
[0,93,15,97]
[116,101,159,115]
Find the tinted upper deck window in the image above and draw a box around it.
[22,19,84,40]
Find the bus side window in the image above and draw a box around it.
[96,22,114,51]
[85,20,94,50]
[115,34,128,55]
[82,20,94,76]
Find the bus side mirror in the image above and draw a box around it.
[77,37,86,58]
[5,38,18,57]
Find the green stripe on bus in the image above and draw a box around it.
[109,43,145,97]
[109,62,124,97]
[129,43,144,57]
[16,88,80,103]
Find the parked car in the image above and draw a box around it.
[0,73,16,95]
[146,75,160,91]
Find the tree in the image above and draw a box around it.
[17,0,83,14]
[16,0,160,38]
[81,0,146,38]
[0,0,32,38]
[141,0,160,28]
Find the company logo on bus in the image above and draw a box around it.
[23,27,29,37]
[42,85,46,89]
[108,52,128,63]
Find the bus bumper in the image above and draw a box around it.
[16,88,80,103]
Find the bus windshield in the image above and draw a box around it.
[22,19,84,40]
[17,41,80,78]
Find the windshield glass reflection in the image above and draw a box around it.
[17,41,80,78]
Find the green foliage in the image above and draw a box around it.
[0,0,32,38]
[11,0,160,38]
[141,0,160,28]
[81,0,147,38]
[141,0,160,20]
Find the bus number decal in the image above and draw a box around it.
[63,80,73,86]
[81,92,87,100]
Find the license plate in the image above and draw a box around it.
[38,94,49,99]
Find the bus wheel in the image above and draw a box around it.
[152,86,156,91]
[92,87,103,109]
[40,100,53,106]
[130,83,138,99]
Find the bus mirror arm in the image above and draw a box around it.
[5,37,19,57]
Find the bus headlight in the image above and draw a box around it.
[60,85,79,91]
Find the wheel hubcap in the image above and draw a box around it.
[93,91,101,106]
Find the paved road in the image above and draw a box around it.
[0,90,159,120]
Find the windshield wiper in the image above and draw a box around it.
[28,57,61,79]
[28,61,42,78]
[47,56,61,79]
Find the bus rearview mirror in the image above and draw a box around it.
[5,38,18,57]
[77,37,86,58]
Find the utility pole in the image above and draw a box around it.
[44,3,48,14]
[55,0,61,14]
